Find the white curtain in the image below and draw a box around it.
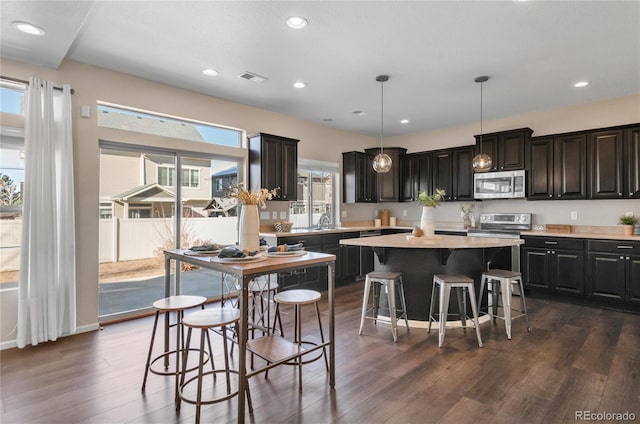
[17,77,76,348]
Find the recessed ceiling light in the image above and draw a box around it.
[293,81,307,89]
[400,119,409,124]
[323,118,333,122]
[13,21,45,36]
[573,80,590,88]
[202,68,218,76]
[352,110,367,116]
[286,16,308,29]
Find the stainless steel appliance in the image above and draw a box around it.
[467,213,531,280]
[474,169,526,199]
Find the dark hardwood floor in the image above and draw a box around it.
[1,281,639,424]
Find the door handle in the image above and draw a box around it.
[544,241,558,245]
[617,245,633,249]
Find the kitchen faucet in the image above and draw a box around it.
[317,213,331,229]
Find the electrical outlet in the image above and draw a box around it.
[403,209,407,217]
[570,211,578,220]
[259,211,270,220]
[341,210,347,218]
[272,211,278,219]
[375,210,379,217]
[626,211,634,217]
[279,211,287,219]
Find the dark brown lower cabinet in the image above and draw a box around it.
[522,241,584,294]
[587,240,640,304]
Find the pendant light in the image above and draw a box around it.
[372,75,392,173]
[472,75,493,173]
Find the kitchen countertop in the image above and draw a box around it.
[261,224,638,241]
[339,233,523,249]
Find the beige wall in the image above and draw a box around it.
[0,58,376,346]
[1,58,639,347]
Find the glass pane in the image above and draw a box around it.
[290,171,309,228]
[0,85,25,115]
[97,104,242,147]
[0,127,24,288]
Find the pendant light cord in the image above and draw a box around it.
[380,79,384,154]
[479,80,483,154]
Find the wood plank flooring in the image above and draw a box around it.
[1,282,639,423]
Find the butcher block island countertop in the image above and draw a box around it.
[339,233,524,249]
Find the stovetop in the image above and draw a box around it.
[467,213,532,238]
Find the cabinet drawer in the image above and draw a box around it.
[522,237,585,250]
[277,234,322,248]
[588,240,640,254]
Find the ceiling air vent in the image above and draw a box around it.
[238,71,268,83]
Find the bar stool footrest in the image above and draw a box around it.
[179,369,240,406]
[149,348,210,377]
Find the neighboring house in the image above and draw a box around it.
[100,150,214,219]
[205,166,238,217]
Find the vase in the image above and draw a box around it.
[420,206,435,238]
[238,204,260,252]
[623,224,634,236]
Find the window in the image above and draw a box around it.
[158,166,199,188]
[216,178,224,191]
[289,159,338,228]
[128,204,152,219]
[99,203,113,219]
[96,103,242,147]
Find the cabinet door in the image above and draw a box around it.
[400,155,415,202]
[500,131,527,171]
[528,137,554,199]
[625,126,640,198]
[452,146,475,201]
[342,152,357,203]
[280,140,298,200]
[342,244,361,281]
[626,254,640,304]
[414,153,433,197]
[554,133,587,199]
[588,129,623,199]
[432,151,452,200]
[587,252,625,300]
[522,247,551,289]
[260,137,281,192]
[552,249,585,294]
[477,134,498,172]
[323,245,342,281]
[354,153,377,202]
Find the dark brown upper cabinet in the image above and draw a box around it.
[364,147,407,202]
[248,133,299,201]
[554,133,588,199]
[342,151,377,203]
[432,149,453,201]
[625,126,640,198]
[452,146,475,201]
[475,128,532,171]
[401,152,433,202]
[588,129,624,199]
[528,136,555,199]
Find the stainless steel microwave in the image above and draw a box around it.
[473,170,526,199]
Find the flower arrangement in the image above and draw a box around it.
[225,183,278,208]
[417,188,446,208]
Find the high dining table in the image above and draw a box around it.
[163,249,336,423]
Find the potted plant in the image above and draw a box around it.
[619,215,638,236]
[417,188,446,237]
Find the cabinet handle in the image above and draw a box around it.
[618,193,622,196]
[552,251,556,254]
[544,241,558,245]
[617,245,633,249]
[627,257,631,260]
[620,256,625,260]
[549,194,553,198]
[547,251,551,254]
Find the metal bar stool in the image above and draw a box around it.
[141,295,207,403]
[271,289,328,392]
[359,271,409,342]
[177,307,253,423]
[428,274,483,348]
[479,269,531,339]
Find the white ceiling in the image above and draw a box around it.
[1,1,639,137]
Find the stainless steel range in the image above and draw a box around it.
[467,213,532,238]
[467,213,532,278]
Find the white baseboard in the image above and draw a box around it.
[0,322,100,351]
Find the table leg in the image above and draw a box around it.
[237,274,251,423]
[328,262,335,388]
[164,256,171,368]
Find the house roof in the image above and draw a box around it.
[111,183,184,202]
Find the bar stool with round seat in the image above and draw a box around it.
[271,289,328,392]
[141,295,207,403]
[177,307,252,423]
[428,274,483,348]
[359,271,409,342]
[479,269,531,339]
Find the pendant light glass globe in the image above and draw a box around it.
[472,153,492,173]
[373,152,392,173]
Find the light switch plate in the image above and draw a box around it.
[280,211,287,219]
[260,211,270,220]
[272,211,278,219]
[341,210,347,218]
[570,211,578,220]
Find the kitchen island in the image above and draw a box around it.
[340,233,524,323]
